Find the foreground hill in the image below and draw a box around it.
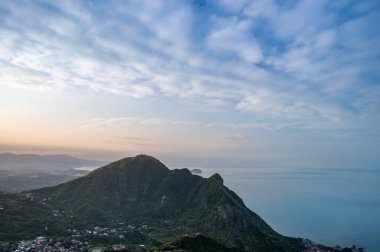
[0,155,362,251]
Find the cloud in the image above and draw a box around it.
[207,16,262,63]
[217,0,251,13]
[0,0,379,128]
[206,122,291,131]
[77,116,297,133]
[235,89,349,123]
[75,117,199,131]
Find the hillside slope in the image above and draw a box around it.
[1,155,303,251]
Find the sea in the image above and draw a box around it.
[199,167,380,252]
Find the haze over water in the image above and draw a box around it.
[200,167,380,252]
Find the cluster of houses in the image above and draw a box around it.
[110,244,126,251]
[67,223,150,239]
[0,224,152,252]
[303,239,364,252]
[67,226,125,239]
[0,236,88,252]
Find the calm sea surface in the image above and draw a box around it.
[199,167,380,252]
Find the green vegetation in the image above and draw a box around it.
[0,155,361,251]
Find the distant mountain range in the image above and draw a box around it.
[0,153,105,173]
[0,153,106,192]
[0,155,362,251]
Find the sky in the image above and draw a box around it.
[0,0,379,168]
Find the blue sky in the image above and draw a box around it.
[0,0,379,168]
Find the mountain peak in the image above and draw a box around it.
[111,154,169,172]
[84,154,170,184]
[209,173,223,184]
[134,154,157,159]
[116,154,162,164]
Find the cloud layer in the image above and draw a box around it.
[1,0,379,121]
[0,0,379,167]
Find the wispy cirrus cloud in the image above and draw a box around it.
[207,16,262,64]
[76,116,297,133]
[75,117,199,131]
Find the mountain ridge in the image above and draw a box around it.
[0,152,106,192]
[0,152,105,170]
[0,154,362,251]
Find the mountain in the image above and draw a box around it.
[0,153,106,192]
[0,153,105,173]
[0,155,361,251]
